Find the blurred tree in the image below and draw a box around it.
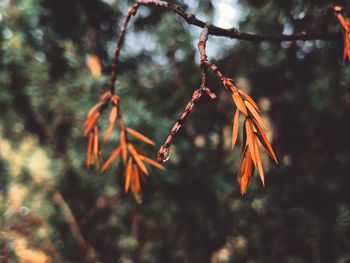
[0,0,349,262]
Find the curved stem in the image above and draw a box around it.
[109,3,140,94]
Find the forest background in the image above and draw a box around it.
[0,0,350,262]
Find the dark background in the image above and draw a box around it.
[0,0,349,262]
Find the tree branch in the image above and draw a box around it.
[109,3,140,94]
[157,26,216,163]
[136,0,341,42]
[110,0,342,95]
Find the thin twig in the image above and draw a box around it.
[109,3,140,94]
[157,89,204,162]
[157,27,216,162]
[136,0,341,42]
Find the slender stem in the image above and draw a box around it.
[199,26,209,90]
[157,27,216,162]
[109,3,140,94]
[136,0,341,42]
[157,88,204,162]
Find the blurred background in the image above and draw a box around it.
[1,0,350,262]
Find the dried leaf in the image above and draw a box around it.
[140,155,165,170]
[86,133,94,167]
[86,54,102,79]
[103,123,115,142]
[87,102,103,117]
[93,154,100,170]
[133,166,141,192]
[127,143,148,175]
[120,130,127,164]
[238,147,248,180]
[126,128,155,146]
[101,92,112,101]
[253,119,278,163]
[245,119,257,167]
[232,92,248,115]
[84,113,100,136]
[344,32,350,60]
[101,146,121,172]
[124,158,132,193]
[241,120,247,155]
[245,101,266,130]
[109,107,118,123]
[244,152,255,194]
[103,107,118,142]
[131,164,142,203]
[238,89,260,112]
[231,109,240,149]
[239,150,254,195]
[93,126,99,156]
[337,14,349,31]
[241,152,253,194]
[84,112,96,126]
[333,9,350,61]
[253,136,265,186]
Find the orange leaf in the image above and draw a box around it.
[232,92,248,115]
[245,119,257,167]
[343,32,350,61]
[245,101,266,130]
[241,120,247,155]
[131,165,142,202]
[238,147,248,180]
[84,112,96,126]
[86,133,94,167]
[87,102,103,118]
[103,123,115,142]
[238,89,260,112]
[86,54,102,79]
[120,130,127,164]
[103,107,118,142]
[93,126,99,156]
[253,135,265,186]
[127,143,148,175]
[140,155,165,171]
[109,107,118,123]
[124,158,133,193]
[243,151,254,194]
[126,128,155,146]
[231,109,240,149]
[100,91,112,101]
[253,119,278,163]
[133,166,141,192]
[84,113,100,136]
[101,146,121,172]
[337,14,350,31]
[239,158,252,195]
[238,150,254,195]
